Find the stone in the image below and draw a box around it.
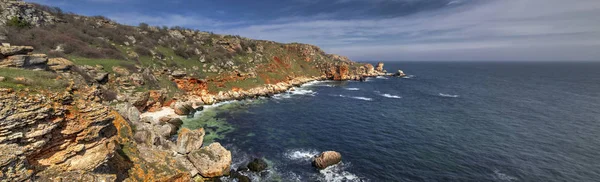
[129,91,149,111]
[47,58,74,72]
[247,158,268,172]
[171,70,186,78]
[172,101,194,115]
[188,142,232,178]
[176,128,205,154]
[159,124,177,138]
[312,151,342,169]
[0,76,5,82]
[94,72,109,83]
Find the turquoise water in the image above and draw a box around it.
[188,62,600,181]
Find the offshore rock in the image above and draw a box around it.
[375,62,385,72]
[188,142,232,178]
[247,158,268,172]
[395,70,406,77]
[313,151,342,169]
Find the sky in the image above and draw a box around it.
[26,0,600,61]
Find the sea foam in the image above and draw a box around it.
[336,94,373,101]
[439,93,459,98]
[345,88,360,91]
[380,93,402,99]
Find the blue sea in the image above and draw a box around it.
[185,62,600,181]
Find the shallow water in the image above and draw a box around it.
[186,62,600,181]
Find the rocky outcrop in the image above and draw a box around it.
[0,0,61,27]
[47,57,74,72]
[187,142,232,178]
[313,151,342,169]
[0,44,48,70]
[0,87,122,181]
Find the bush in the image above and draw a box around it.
[6,17,30,28]
[134,45,152,57]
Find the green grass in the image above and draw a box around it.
[0,68,68,91]
[69,56,135,73]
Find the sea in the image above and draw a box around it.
[182,61,600,181]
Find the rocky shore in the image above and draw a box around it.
[0,0,407,180]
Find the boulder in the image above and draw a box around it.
[159,124,178,138]
[188,143,232,178]
[94,72,109,83]
[176,128,205,154]
[172,101,195,115]
[395,70,406,77]
[171,70,187,78]
[247,158,268,172]
[312,151,342,169]
[375,62,385,72]
[129,91,149,111]
[0,76,5,82]
[47,58,74,72]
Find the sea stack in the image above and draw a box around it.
[312,151,342,169]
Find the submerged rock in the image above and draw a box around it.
[313,151,342,169]
[247,158,268,172]
[176,128,205,154]
[188,142,232,178]
[395,70,406,77]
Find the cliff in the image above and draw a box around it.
[0,0,396,181]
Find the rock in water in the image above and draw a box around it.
[176,128,205,154]
[395,70,406,77]
[312,151,342,169]
[375,62,385,72]
[247,158,268,172]
[188,142,232,178]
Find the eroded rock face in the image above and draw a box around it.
[0,88,120,181]
[176,128,205,154]
[313,151,342,169]
[47,57,74,72]
[188,142,232,178]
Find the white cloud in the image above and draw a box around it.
[213,0,600,61]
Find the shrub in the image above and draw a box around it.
[6,17,30,28]
[134,45,153,57]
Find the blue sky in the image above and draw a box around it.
[27,0,600,61]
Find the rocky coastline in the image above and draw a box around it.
[0,0,407,181]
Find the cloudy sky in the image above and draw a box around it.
[27,0,600,61]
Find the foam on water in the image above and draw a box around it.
[493,170,518,181]
[376,76,389,79]
[345,88,360,91]
[438,93,459,98]
[335,94,373,101]
[380,93,402,99]
[318,163,364,182]
[403,75,415,79]
[284,149,319,162]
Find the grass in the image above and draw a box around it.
[0,68,68,91]
[69,56,135,73]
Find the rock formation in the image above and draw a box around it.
[313,151,342,169]
[187,142,232,178]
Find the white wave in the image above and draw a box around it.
[376,76,389,79]
[336,94,373,101]
[285,149,319,162]
[439,93,459,98]
[403,75,415,79]
[380,93,402,99]
[319,163,362,182]
[345,88,360,91]
[493,170,517,181]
